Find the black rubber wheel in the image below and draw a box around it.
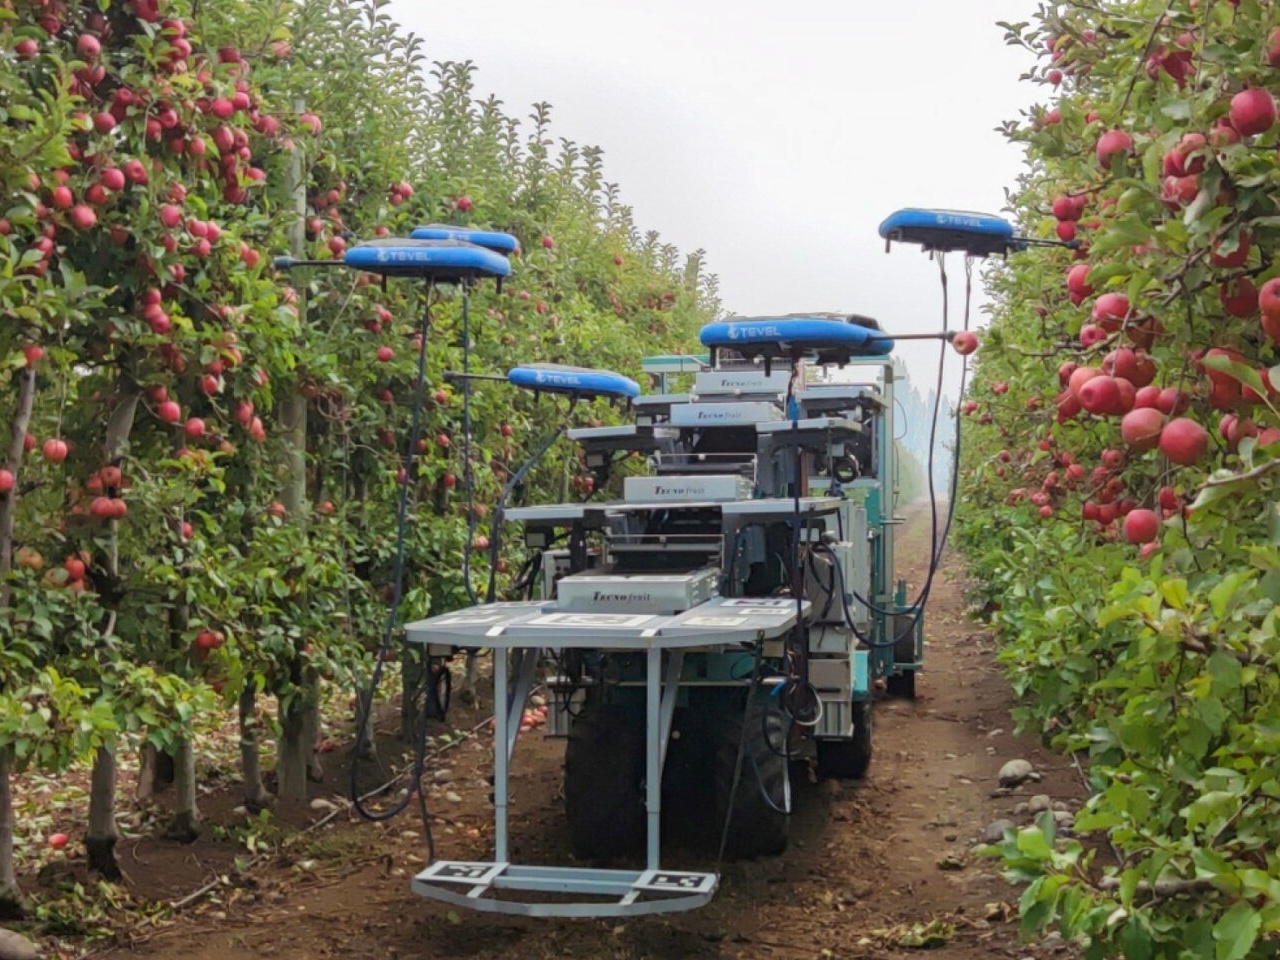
[713,688,789,859]
[887,613,919,700]
[563,690,645,860]
[816,698,873,779]
[886,668,916,699]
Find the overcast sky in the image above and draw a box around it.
[389,0,1041,402]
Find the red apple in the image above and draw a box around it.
[1092,292,1132,329]
[1259,278,1280,340]
[1133,385,1161,409]
[1164,132,1207,176]
[42,438,68,463]
[377,346,394,363]
[1219,277,1258,318]
[1121,408,1165,451]
[1210,232,1250,269]
[951,330,978,355]
[157,400,182,423]
[1079,376,1121,415]
[47,832,69,851]
[1069,366,1103,399]
[1096,129,1133,166]
[1159,417,1210,466]
[1230,87,1276,137]
[1123,509,1160,544]
[0,470,13,494]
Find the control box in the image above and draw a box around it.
[623,474,754,503]
[555,568,720,615]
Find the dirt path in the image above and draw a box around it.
[105,504,1083,960]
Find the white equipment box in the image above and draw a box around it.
[556,568,720,615]
[669,402,782,427]
[623,474,754,503]
[694,368,792,396]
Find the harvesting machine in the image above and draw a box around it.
[290,207,1019,920]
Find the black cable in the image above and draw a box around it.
[857,255,972,646]
[749,753,791,814]
[781,359,820,727]
[485,422,568,602]
[810,540,896,649]
[350,280,439,847]
[762,684,799,759]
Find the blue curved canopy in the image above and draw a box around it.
[699,316,893,362]
[410,224,520,255]
[878,208,1015,257]
[344,239,511,280]
[507,364,640,400]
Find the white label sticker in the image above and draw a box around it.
[531,613,655,628]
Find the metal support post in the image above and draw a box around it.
[493,648,510,862]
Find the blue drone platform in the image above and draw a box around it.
[507,364,640,400]
[878,208,1016,258]
[410,225,521,256]
[699,316,893,364]
[344,238,512,280]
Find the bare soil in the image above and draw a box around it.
[53,505,1083,960]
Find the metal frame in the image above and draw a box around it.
[410,638,713,917]
[405,349,916,918]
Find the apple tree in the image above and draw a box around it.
[958,1,1280,955]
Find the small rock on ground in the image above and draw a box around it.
[998,758,1034,787]
[982,819,1016,844]
[0,928,39,960]
[1027,794,1053,814]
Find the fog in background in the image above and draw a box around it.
[390,0,1042,475]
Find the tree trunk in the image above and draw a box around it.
[400,644,426,741]
[274,127,313,807]
[164,738,200,842]
[87,387,140,878]
[86,746,121,880]
[304,697,324,783]
[0,367,37,603]
[356,692,377,759]
[238,680,272,810]
[0,749,25,919]
[275,694,310,804]
[0,372,34,913]
[135,744,175,801]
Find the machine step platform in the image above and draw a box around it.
[413,861,718,917]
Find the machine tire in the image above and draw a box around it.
[816,698,873,779]
[885,668,916,699]
[564,691,645,860]
[713,688,789,859]
[887,614,919,699]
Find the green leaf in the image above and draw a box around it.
[1213,902,1260,960]
[1159,578,1189,611]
